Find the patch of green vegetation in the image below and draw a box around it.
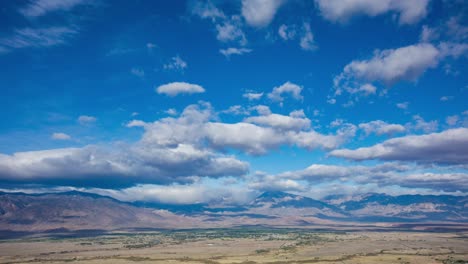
[255,248,270,254]
[280,244,297,251]
[442,256,468,264]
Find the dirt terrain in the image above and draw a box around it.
[0,229,467,264]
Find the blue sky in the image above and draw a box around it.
[0,0,467,204]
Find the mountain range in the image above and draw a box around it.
[1,190,467,234]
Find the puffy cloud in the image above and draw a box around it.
[332,38,468,103]
[357,83,377,95]
[130,143,248,181]
[267,81,303,103]
[244,112,311,131]
[278,164,356,181]
[0,147,126,185]
[222,105,250,116]
[277,23,317,51]
[203,122,287,155]
[20,0,87,18]
[289,109,306,118]
[92,183,256,205]
[165,108,178,116]
[219,47,252,58]
[287,122,357,151]
[394,173,468,192]
[332,43,440,101]
[247,163,361,192]
[191,0,226,21]
[278,24,296,40]
[330,128,468,165]
[242,91,263,101]
[51,132,71,140]
[330,118,345,128]
[252,161,468,193]
[126,120,146,128]
[253,105,272,115]
[0,144,248,188]
[358,120,405,136]
[314,0,430,25]
[340,43,439,85]
[139,103,353,155]
[207,121,354,155]
[346,83,377,96]
[248,127,352,154]
[241,0,285,28]
[163,55,187,71]
[0,102,356,187]
[249,176,305,192]
[192,3,247,46]
[215,16,247,45]
[0,103,261,187]
[78,115,97,125]
[276,163,407,182]
[136,103,214,146]
[408,115,438,133]
[156,82,205,96]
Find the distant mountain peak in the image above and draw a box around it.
[257,191,294,200]
[58,190,108,199]
[1,191,466,233]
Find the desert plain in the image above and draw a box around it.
[0,228,467,264]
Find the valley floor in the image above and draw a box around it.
[0,229,467,264]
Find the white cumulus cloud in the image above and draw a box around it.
[358,120,405,136]
[267,81,303,104]
[314,0,430,25]
[330,128,468,165]
[241,0,285,28]
[51,132,71,140]
[156,82,205,96]
[243,91,263,101]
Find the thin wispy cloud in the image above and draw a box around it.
[20,0,88,18]
[78,115,97,125]
[163,55,188,71]
[0,26,77,52]
[220,47,252,58]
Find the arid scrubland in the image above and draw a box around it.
[0,229,467,264]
